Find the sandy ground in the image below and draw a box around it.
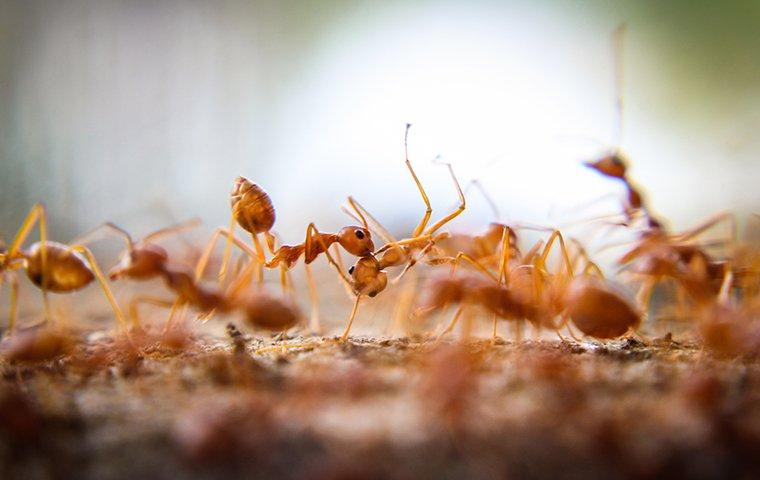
[0,326,759,480]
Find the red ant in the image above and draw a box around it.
[0,204,128,339]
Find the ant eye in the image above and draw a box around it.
[348,266,355,275]
[355,230,365,239]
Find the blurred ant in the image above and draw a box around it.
[74,218,227,329]
[0,204,129,338]
[420,229,642,341]
[582,24,737,318]
[81,218,302,337]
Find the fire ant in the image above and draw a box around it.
[74,218,229,329]
[201,176,370,333]
[582,24,737,319]
[331,124,467,341]
[0,204,129,338]
[370,124,466,280]
[420,228,642,341]
[81,218,302,336]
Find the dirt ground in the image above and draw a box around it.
[0,326,759,480]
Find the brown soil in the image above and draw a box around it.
[1,328,759,480]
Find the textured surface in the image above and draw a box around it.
[0,329,759,480]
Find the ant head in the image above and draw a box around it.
[584,153,627,180]
[349,255,387,297]
[230,176,276,234]
[108,243,168,280]
[337,226,374,256]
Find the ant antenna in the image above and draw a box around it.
[404,123,413,163]
[613,23,628,150]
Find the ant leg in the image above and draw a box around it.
[340,295,362,342]
[446,252,499,282]
[403,124,433,238]
[490,313,499,344]
[717,264,734,306]
[250,233,266,284]
[388,268,418,335]
[161,299,185,335]
[218,215,238,282]
[142,218,202,243]
[538,230,574,276]
[497,226,512,285]
[424,160,466,235]
[264,232,289,294]
[195,227,257,281]
[304,263,320,333]
[389,269,418,336]
[676,211,737,248]
[636,277,658,318]
[393,241,435,283]
[71,246,131,338]
[8,204,51,322]
[512,320,524,342]
[331,245,354,300]
[436,306,465,342]
[128,296,174,330]
[71,222,135,251]
[6,274,19,335]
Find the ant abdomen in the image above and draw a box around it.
[24,242,94,292]
[563,277,641,338]
[230,177,276,234]
[241,293,301,330]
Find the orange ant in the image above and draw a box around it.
[0,204,129,339]
[420,228,642,342]
[370,124,466,280]
[198,176,369,332]
[331,124,467,341]
[80,218,302,336]
[73,218,230,329]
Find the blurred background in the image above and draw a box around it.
[1,0,759,328]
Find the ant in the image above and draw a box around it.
[370,124,466,280]
[200,176,370,333]
[81,218,302,336]
[0,204,129,339]
[582,24,737,319]
[420,228,642,342]
[331,124,467,341]
[74,218,227,329]
[263,207,374,333]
